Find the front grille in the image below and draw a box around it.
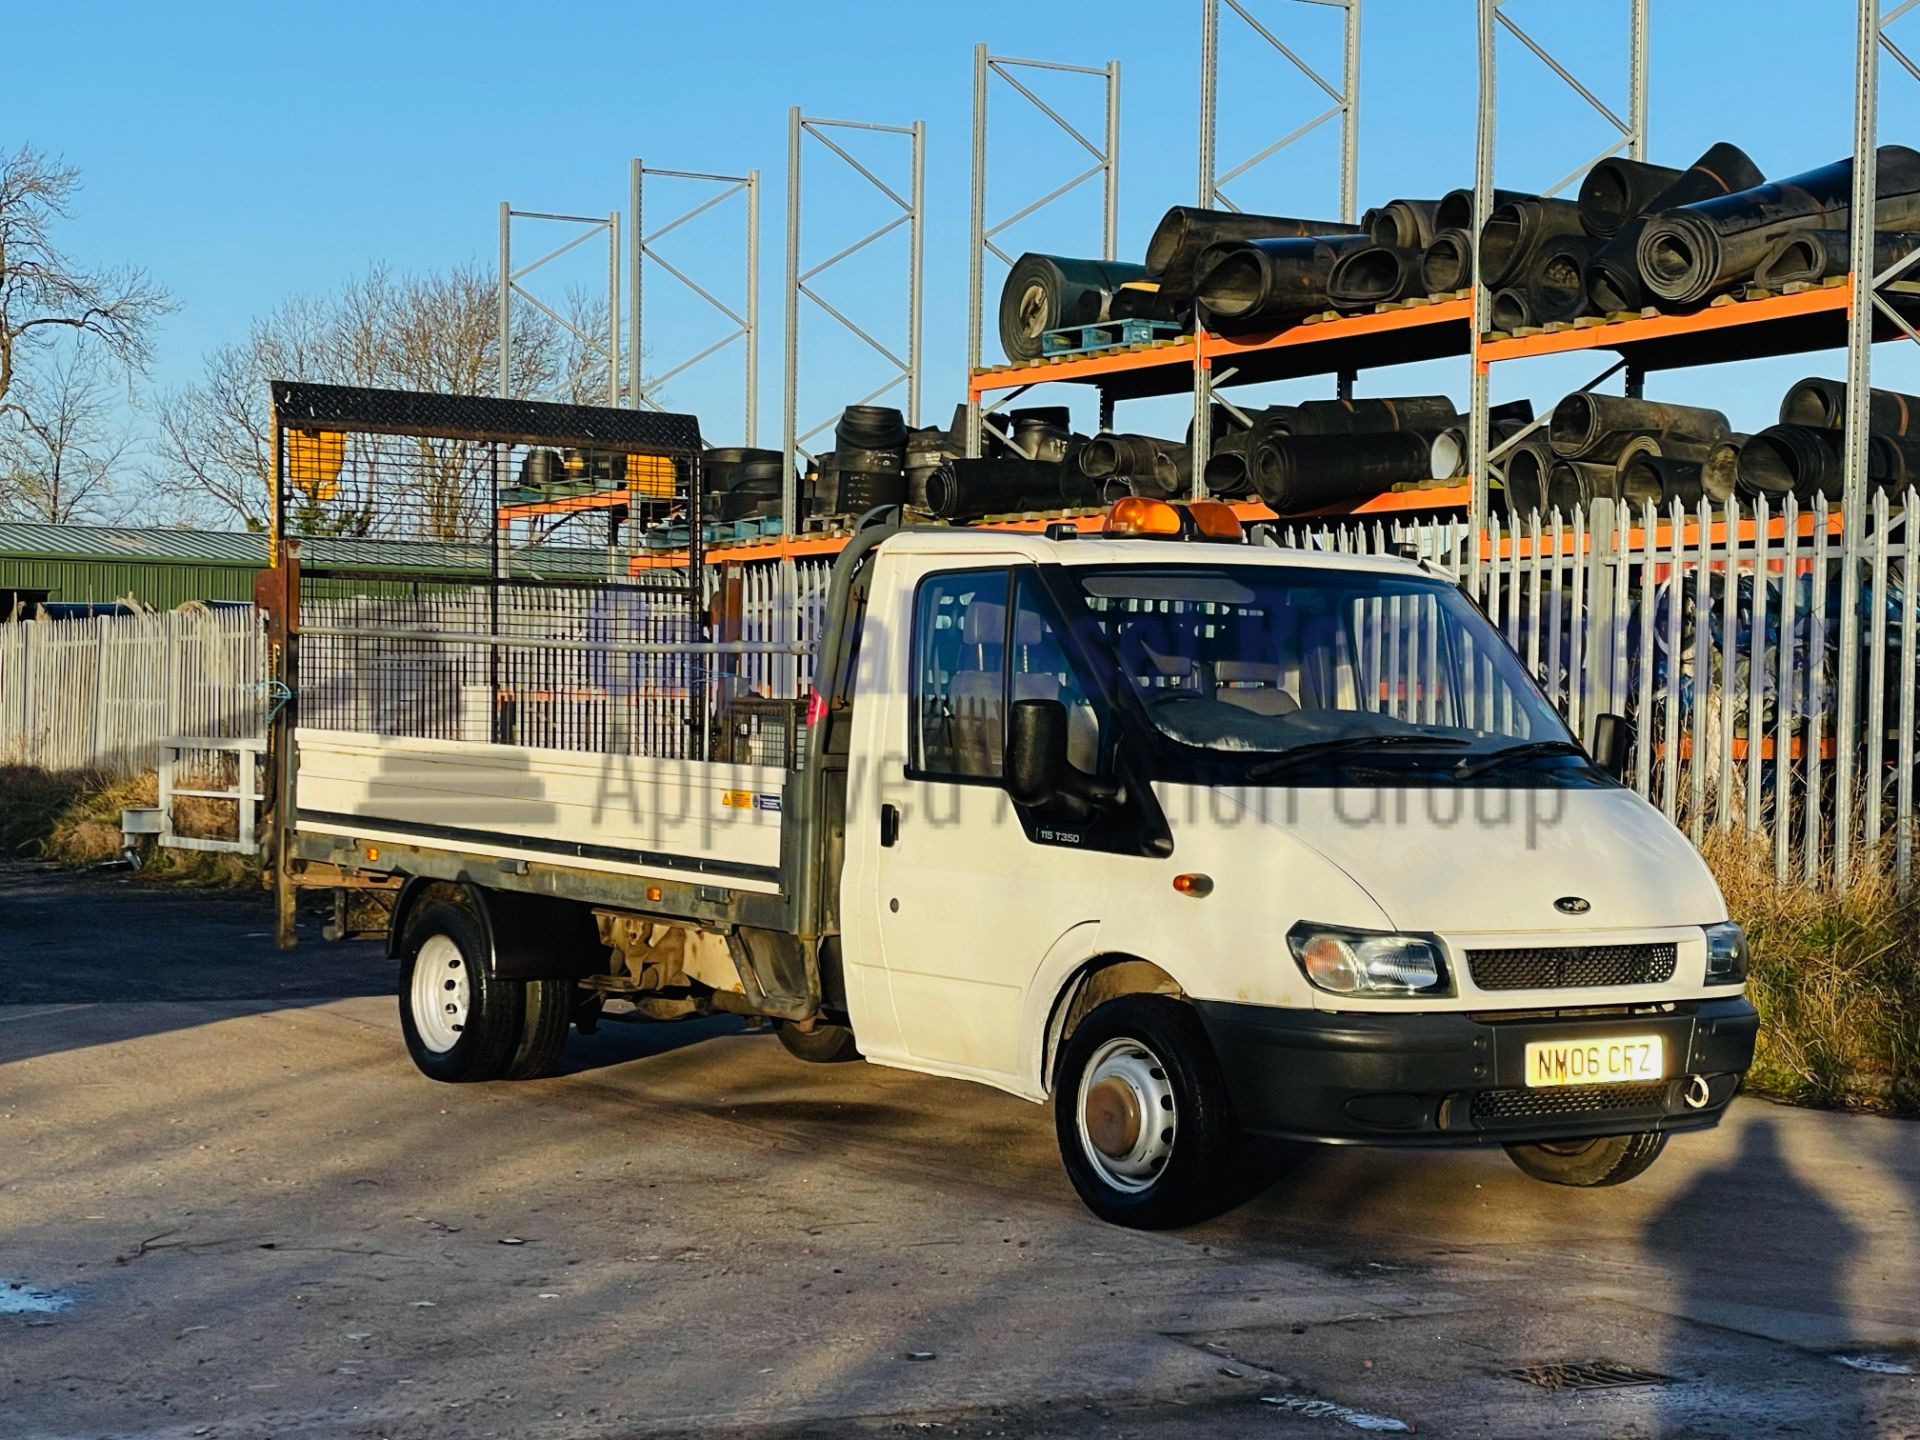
[1470,1081,1668,1125]
[1466,943,1677,991]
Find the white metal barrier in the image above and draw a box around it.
[155,736,267,854]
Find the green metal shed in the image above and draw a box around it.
[0,523,620,613]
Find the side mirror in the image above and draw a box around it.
[1591,712,1630,782]
[1008,698,1121,810]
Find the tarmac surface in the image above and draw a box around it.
[3,862,1918,1439]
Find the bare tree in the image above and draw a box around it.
[0,146,171,421]
[0,340,132,522]
[153,264,578,533]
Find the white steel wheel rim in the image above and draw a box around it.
[1076,1037,1177,1193]
[411,934,471,1053]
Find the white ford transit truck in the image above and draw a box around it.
[276,493,1758,1229]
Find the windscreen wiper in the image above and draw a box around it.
[1245,733,1470,780]
[1449,739,1587,780]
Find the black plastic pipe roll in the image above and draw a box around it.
[1429,427,1467,480]
[717,451,789,490]
[1585,142,1766,312]
[1145,207,1364,300]
[1502,437,1557,517]
[1752,230,1920,290]
[1738,424,1848,500]
[1639,146,1920,307]
[1419,228,1475,293]
[1613,433,1715,476]
[703,447,752,491]
[1362,198,1443,249]
[1546,460,1618,513]
[1620,454,1706,507]
[1779,376,1920,435]
[1702,435,1748,502]
[1250,432,1430,513]
[1479,197,1585,289]
[998,254,1165,362]
[1434,187,1529,234]
[1203,440,1255,500]
[836,406,908,451]
[1326,244,1425,308]
[1077,434,1189,496]
[1129,443,1190,499]
[922,459,1068,521]
[1192,235,1372,333]
[1077,433,1162,479]
[1489,288,1535,333]
[1285,395,1460,436]
[1578,158,1686,239]
[1870,433,1920,491]
[1548,393,1731,462]
[1522,234,1593,324]
[1490,398,1537,430]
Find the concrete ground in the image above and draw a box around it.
[3,863,1918,1440]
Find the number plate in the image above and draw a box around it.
[1523,1035,1664,1088]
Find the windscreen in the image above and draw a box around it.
[1066,562,1592,786]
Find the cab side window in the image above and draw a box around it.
[911,570,1010,780]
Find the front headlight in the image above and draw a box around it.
[1287,922,1449,997]
[1703,921,1749,985]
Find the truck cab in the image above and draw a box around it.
[810,503,1756,1225]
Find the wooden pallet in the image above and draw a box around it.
[1040,317,1185,357]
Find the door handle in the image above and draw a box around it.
[879,803,901,848]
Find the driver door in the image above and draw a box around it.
[870,562,1116,1085]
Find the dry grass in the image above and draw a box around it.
[0,766,93,856]
[1704,828,1920,1114]
[0,765,259,887]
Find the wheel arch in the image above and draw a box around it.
[1039,952,1188,1097]
[386,877,603,980]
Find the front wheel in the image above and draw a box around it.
[1052,995,1242,1229]
[775,1020,862,1064]
[1504,1131,1667,1187]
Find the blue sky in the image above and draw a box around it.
[10,0,1920,475]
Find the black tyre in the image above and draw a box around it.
[505,977,575,1080]
[775,1020,862,1064]
[398,901,525,1083]
[1504,1131,1668,1187]
[1052,995,1242,1229]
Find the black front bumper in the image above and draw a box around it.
[1193,996,1759,1146]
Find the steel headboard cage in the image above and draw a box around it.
[266,380,721,764]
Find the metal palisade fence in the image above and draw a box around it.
[6,508,1917,894]
[0,607,266,776]
[1268,490,1919,890]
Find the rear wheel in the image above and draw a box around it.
[1504,1131,1667,1187]
[775,1020,862,1064]
[1052,995,1242,1229]
[398,902,525,1083]
[505,977,575,1079]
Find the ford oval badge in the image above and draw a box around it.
[1554,896,1591,915]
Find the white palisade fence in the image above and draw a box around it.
[3,522,1914,892]
[0,607,266,776]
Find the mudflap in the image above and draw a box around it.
[725,928,820,1022]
